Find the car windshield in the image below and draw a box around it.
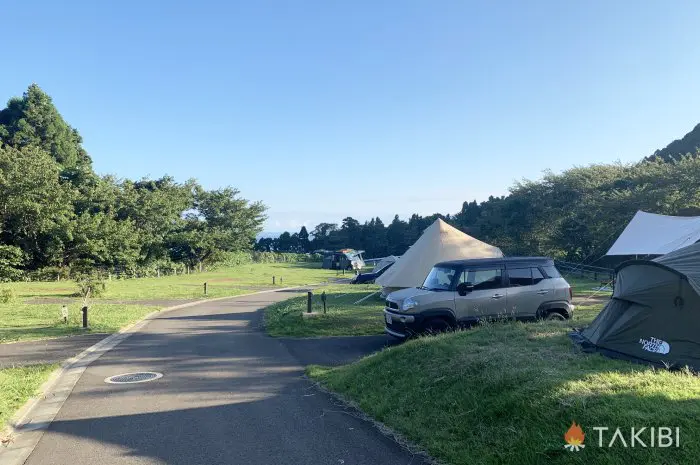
[421,266,457,291]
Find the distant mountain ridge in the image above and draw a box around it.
[649,122,700,161]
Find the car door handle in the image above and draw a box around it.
[491,294,504,299]
[536,290,549,295]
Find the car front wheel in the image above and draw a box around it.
[544,311,566,321]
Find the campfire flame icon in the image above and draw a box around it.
[564,422,585,451]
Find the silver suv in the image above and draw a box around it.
[383,257,574,339]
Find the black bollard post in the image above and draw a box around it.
[307,291,313,313]
[273,276,276,285]
[204,282,208,295]
[322,291,327,314]
[81,306,88,328]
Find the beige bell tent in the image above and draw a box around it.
[376,219,503,294]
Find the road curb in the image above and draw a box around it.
[0,284,320,465]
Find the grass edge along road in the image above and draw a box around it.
[264,284,384,337]
[1,262,339,343]
[0,364,58,440]
[308,318,700,465]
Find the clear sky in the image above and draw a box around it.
[2,1,700,233]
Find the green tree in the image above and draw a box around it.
[0,84,92,183]
[340,217,362,248]
[0,144,75,268]
[255,237,275,252]
[275,232,294,252]
[360,217,388,257]
[116,176,196,264]
[310,223,338,250]
[64,212,141,270]
[168,187,267,269]
[0,245,24,281]
[453,200,481,234]
[298,226,310,252]
[386,215,409,255]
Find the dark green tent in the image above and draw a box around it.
[572,243,700,370]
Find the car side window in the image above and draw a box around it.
[507,268,532,287]
[532,267,545,284]
[458,270,469,285]
[461,269,503,290]
[541,265,561,278]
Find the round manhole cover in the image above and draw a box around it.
[105,372,163,384]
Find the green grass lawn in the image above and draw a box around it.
[0,303,158,343]
[0,364,57,433]
[565,275,613,298]
[5,262,336,300]
[309,305,700,465]
[1,262,339,343]
[264,284,384,337]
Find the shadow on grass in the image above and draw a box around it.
[19,292,77,299]
[0,325,91,344]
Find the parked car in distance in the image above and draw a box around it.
[383,257,573,339]
[351,261,395,284]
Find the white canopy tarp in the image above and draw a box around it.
[606,211,700,256]
[372,255,398,273]
[376,219,503,290]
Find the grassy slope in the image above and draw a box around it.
[309,305,700,465]
[1,262,338,343]
[0,364,57,429]
[265,284,384,337]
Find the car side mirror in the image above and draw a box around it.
[457,282,474,296]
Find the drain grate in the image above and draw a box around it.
[105,372,163,384]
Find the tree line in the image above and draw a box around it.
[260,154,700,265]
[0,85,266,280]
[4,84,698,279]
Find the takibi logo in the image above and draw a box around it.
[564,422,585,451]
[563,422,680,450]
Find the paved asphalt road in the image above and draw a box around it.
[23,290,423,465]
[0,334,110,368]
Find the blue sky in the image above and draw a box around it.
[3,1,700,232]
